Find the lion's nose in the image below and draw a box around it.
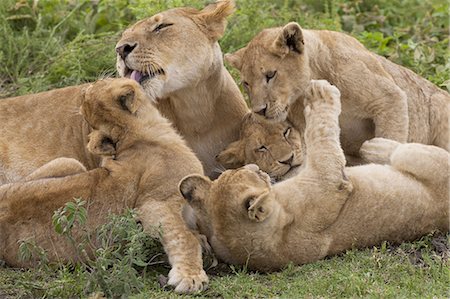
[279,154,294,166]
[116,43,137,60]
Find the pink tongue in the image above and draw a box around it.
[130,70,143,82]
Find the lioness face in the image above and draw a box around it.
[225,23,310,122]
[116,1,235,101]
[217,113,303,180]
[179,165,275,264]
[81,78,147,134]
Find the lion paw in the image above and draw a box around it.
[360,137,401,164]
[304,80,341,113]
[167,266,208,293]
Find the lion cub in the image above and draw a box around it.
[179,80,449,271]
[225,22,449,160]
[216,113,303,181]
[0,78,207,293]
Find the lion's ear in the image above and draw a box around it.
[271,22,304,57]
[179,174,212,206]
[118,89,140,114]
[224,47,246,70]
[87,131,116,156]
[247,192,272,222]
[216,141,245,169]
[195,0,235,40]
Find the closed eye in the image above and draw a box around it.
[153,23,173,33]
[256,145,268,153]
[283,127,291,139]
[265,71,277,83]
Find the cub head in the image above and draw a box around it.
[217,113,303,181]
[225,22,310,122]
[116,0,235,100]
[81,78,151,139]
[179,164,277,265]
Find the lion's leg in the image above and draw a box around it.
[390,143,449,185]
[359,138,401,164]
[24,157,87,181]
[298,80,353,230]
[302,80,349,186]
[340,65,409,143]
[430,93,450,151]
[137,199,207,293]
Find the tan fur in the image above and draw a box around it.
[0,78,208,293]
[216,113,303,181]
[116,0,248,176]
[225,23,450,161]
[0,0,248,184]
[180,80,449,271]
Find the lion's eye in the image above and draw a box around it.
[153,23,173,33]
[265,71,277,83]
[283,127,292,139]
[256,145,268,153]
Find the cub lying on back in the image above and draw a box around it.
[225,22,450,161]
[0,78,207,293]
[179,80,449,271]
[216,113,303,181]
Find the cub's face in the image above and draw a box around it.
[217,113,303,181]
[179,165,275,264]
[116,1,235,101]
[81,78,147,134]
[225,23,310,122]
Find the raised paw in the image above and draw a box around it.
[304,80,341,113]
[167,266,209,293]
[360,137,401,164]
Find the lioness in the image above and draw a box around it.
[216,113,303,181]
[225,22,449,160]
[0,78,208,293]
[179,80,449,271]
[0,0,248,183]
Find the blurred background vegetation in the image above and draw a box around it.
[0,0,448,99]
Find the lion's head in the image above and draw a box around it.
[81,78,154,144]
[179,164,278,266]
[116,0,235,101]
[216,113,303,181]
[225,22,309,122]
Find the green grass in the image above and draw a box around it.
[0,0,449,298]
[1,231,448,298]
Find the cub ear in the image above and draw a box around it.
[179,174,212,206]
[118,89,140,114]
[195,0,236,40]
[87,131,116,156]
[247,192,272,222]
[224,47,246,70]
[271,22,304,57]
[216,141,245,169]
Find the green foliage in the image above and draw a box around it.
[16,199,165,298]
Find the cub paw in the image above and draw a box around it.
[360,137,401,164]
[87,131,116,157]
[304,80,341,112]
[167,266,208,293]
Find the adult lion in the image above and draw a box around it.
[0,78,208,293]
[225,22,449,161]
[0,0,248,183]
[179,80,449,271]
